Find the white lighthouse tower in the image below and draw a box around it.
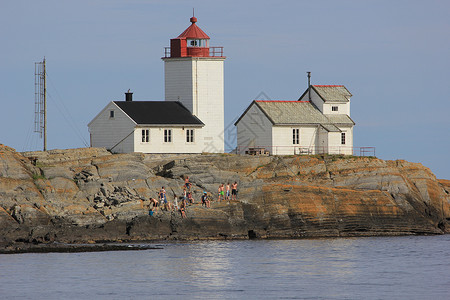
[162,16,225,153]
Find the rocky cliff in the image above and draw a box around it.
[1,144,449,249]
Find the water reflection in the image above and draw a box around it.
[1,236,449,299]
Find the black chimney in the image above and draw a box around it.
[125,89,133,102]
[307,72,311,101]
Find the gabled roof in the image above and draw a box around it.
[113,101,204,126]
[298,85,352,103]
[177,17,210,39]
[253,100,331,125]
[234,100,354,132]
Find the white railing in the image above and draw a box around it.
[237,145,375,157]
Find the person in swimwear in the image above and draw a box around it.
[218,184,224,202]
[180,200,186,218]
[149,197,158,213]
[226,183,231,201]
[184,176,191,191]
[231,182,238,201]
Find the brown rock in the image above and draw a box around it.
[0,145,448,250]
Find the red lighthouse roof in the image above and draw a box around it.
[177,17,210,39]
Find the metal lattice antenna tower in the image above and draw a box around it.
[34,58,47,151]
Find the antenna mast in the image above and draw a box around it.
[34,58,47,151]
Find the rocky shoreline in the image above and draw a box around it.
[1,144,449,253]
[0,242,162,254]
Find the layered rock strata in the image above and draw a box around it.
[0,144,448,249]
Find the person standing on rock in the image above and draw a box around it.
[226,183,231,201]
[173,194,179,212]
[180,199,187,218]
[201,192,207,207]
[165,196,172,212]
[159,187,167,209]
[231,182,238,201]
[185,176,191,191]
[218,184,224,202]
[182,187,187,203]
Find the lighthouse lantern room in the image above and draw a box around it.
[169,16,211,58]
[163,16,225,153]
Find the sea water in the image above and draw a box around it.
[1,235,449,299]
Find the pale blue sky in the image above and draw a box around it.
[1,0,449,179]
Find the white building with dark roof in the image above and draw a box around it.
[88,16,225,154]
[88,92,204,153]
[235,85,355,155]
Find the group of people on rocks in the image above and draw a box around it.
[217,182,238,202]
[148,176,238,218]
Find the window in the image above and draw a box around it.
[164,129,172,143]
[187,39,208,47]
[293,129,299,144]
[332,106,338,112]
[109,110,114,118]
[341,132,346,145]
[141,129,149,143]
[186,129,194,143]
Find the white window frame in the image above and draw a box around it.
[109,110,115,118]
[332,106,339,112]
[341,132,346,145]
[187,39,208,47]
[164,129,172,143]
[186,129,194,143]
[141,129,149,143]
[293,128,300,145]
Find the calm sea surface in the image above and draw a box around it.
[1,235,449,299]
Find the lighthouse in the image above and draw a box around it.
[162,16,225,153]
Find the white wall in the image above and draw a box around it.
[271,126,320,155]
[134,126,203,154]
[164,58,194,111]
[88,102,136,153]
[322,102,350,115]
[164,57,225,153]
[194,58,225,153]
[300,89,351,116]
[236,103,272,154]
[328,126,353,155]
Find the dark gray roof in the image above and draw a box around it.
[114,101,204,125]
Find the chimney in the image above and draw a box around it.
[307,72,311,101]
[125,89,133,102]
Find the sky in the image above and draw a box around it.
[1,0,449,179]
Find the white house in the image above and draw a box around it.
[88,93,204,153]
[88,16,225,154]
[235,85,355,155]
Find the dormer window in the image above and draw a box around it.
[332,106,338,112]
